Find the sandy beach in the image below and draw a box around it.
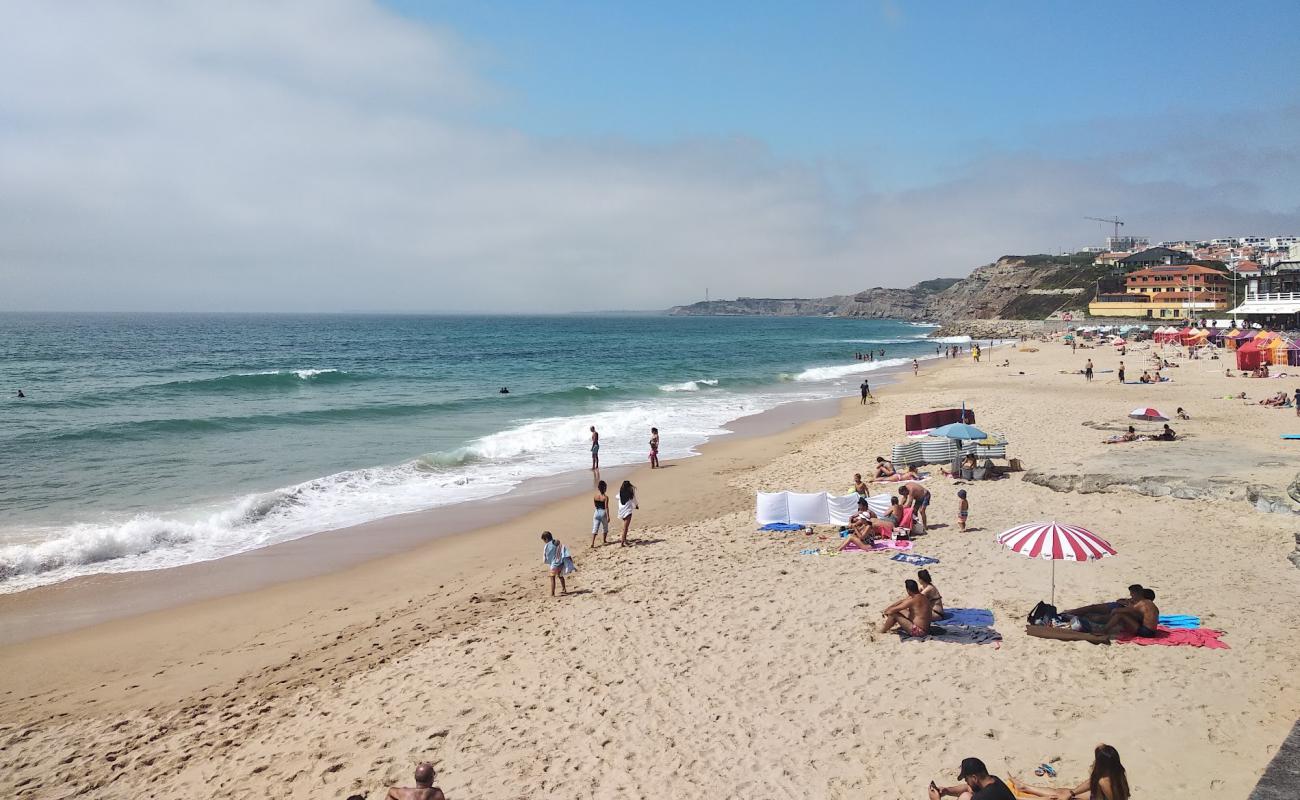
[3,337,1299,799]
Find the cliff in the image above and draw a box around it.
[667,254,1110,322]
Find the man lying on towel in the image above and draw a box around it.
[878,579,933,637]
[1063,585,1159,637]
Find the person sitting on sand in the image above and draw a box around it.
[842,499,881,551]
[873,456,896,479]
[898,482,930,528]
[929,757,1015,800]
[1013,743,1130,800]
[917,569,945,617]
[1175,407,1190,420]
[1063,584,1144,622]
[1154,423,1176,441]
[1104,588,1159,638]
[387,762,446,800]
[941,454,977,478]
[879,579,933,636]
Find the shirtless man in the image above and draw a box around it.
[853,473,869,497]
[898,482,930,528]
[1104,588,1160,638]
[387,763,446,800]
[878,579,933,636]
[1063,584,1144,624]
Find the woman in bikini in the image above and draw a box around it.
[591,480,611,546]
[917,569,945,618]
[1013,743,1129,799]
[872,456,896,479]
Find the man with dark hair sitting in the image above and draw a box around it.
[929,757,1015,799]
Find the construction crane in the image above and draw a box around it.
[1085,216,1125,243]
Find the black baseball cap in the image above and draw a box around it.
[958,757,988,780]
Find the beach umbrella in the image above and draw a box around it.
[1112,337,1126,346]
[996,521,1116,605]
[929,422,988,440]
[1128,407,1168,421]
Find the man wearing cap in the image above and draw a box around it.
[928,757,1014,799]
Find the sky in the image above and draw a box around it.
[2,1,1298,313]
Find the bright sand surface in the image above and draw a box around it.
[2,338,1299,798]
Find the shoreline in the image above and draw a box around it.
[5,338,1297,798]
[0,359,915,645]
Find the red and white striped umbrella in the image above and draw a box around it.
[1128,407,1167,422]
[997,522,1116,605]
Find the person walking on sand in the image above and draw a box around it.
[589,426,600,470]
[617,480,638,546]
[592,480,611,546]
[649,427,660,468]
[541,531,575,596]
[1084,358,1094,382]
[860,378,871,403]
[386,762,446,800]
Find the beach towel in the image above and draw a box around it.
[758,522,805,531]
[1157,614,1202,630]
[542,541,576,576]
[943,607,995,627]
[1117,626,1228,649]
[899,623,1002,646]
[840,539,914,553]
[890,553,939,566]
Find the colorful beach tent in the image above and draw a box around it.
[1236,338,1268,371]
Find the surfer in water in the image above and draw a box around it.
[16,389,25,398]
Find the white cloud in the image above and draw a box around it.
[1,1,1296,312]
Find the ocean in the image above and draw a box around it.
[0,313,966,593]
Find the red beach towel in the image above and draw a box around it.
[1118,625,1229,649]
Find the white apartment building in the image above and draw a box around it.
[1271,236,1298,249]
[1238,236,1269,247]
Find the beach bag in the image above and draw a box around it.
[1027,601,1057,626]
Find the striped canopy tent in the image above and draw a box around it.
[1265,336,1300,367]
[996,521,1117,605]
[1226,328,1258,351]
[1153,327,1180,343]
[1236,337,1268,371]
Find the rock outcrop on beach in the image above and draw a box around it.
[667,254,1109,323]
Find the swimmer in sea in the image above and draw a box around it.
[16,389,25,398]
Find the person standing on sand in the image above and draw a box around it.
[541,531,575,596]
[649,427,660,468]
[386,762,446,800]
[956,489,969,531]
[860,379,871,403]
[1085,359,1094,382]
[899,482,930,529]
[1295,388,1299,416]
[592,480,611,546]
[617,480,638,546]
[1117,361,1125,383]
[589,426,600,470]
[913,359,919,376]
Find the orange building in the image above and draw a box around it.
[1089,264,1230,319]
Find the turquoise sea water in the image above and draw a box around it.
[0,313,961,592]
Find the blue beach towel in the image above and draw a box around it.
[890,553,939,567]
[1158,614,1201,629]
[943,607,995,627]
[760,523,806,531]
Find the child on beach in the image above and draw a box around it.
[957,489,969,531]
[541,531,575,596]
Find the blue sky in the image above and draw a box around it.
[2,1,1298,312]
[392,0,1300,189]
